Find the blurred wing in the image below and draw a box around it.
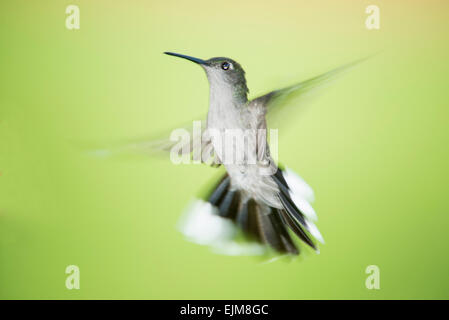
[86,118,221,167]
[250,58,367,129]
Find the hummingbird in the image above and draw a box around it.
[160,52,363,257]
[95,52,361,256]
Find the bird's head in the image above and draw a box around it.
[164,52,248,103]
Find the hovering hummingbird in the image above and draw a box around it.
[95,52,361,257]
[159,52,362,257]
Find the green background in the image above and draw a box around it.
[1,0,448,299]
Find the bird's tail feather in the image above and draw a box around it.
[178,168,323,256]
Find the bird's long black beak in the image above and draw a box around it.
[164,52,206,65]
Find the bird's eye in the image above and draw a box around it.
[221,62,230,70]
